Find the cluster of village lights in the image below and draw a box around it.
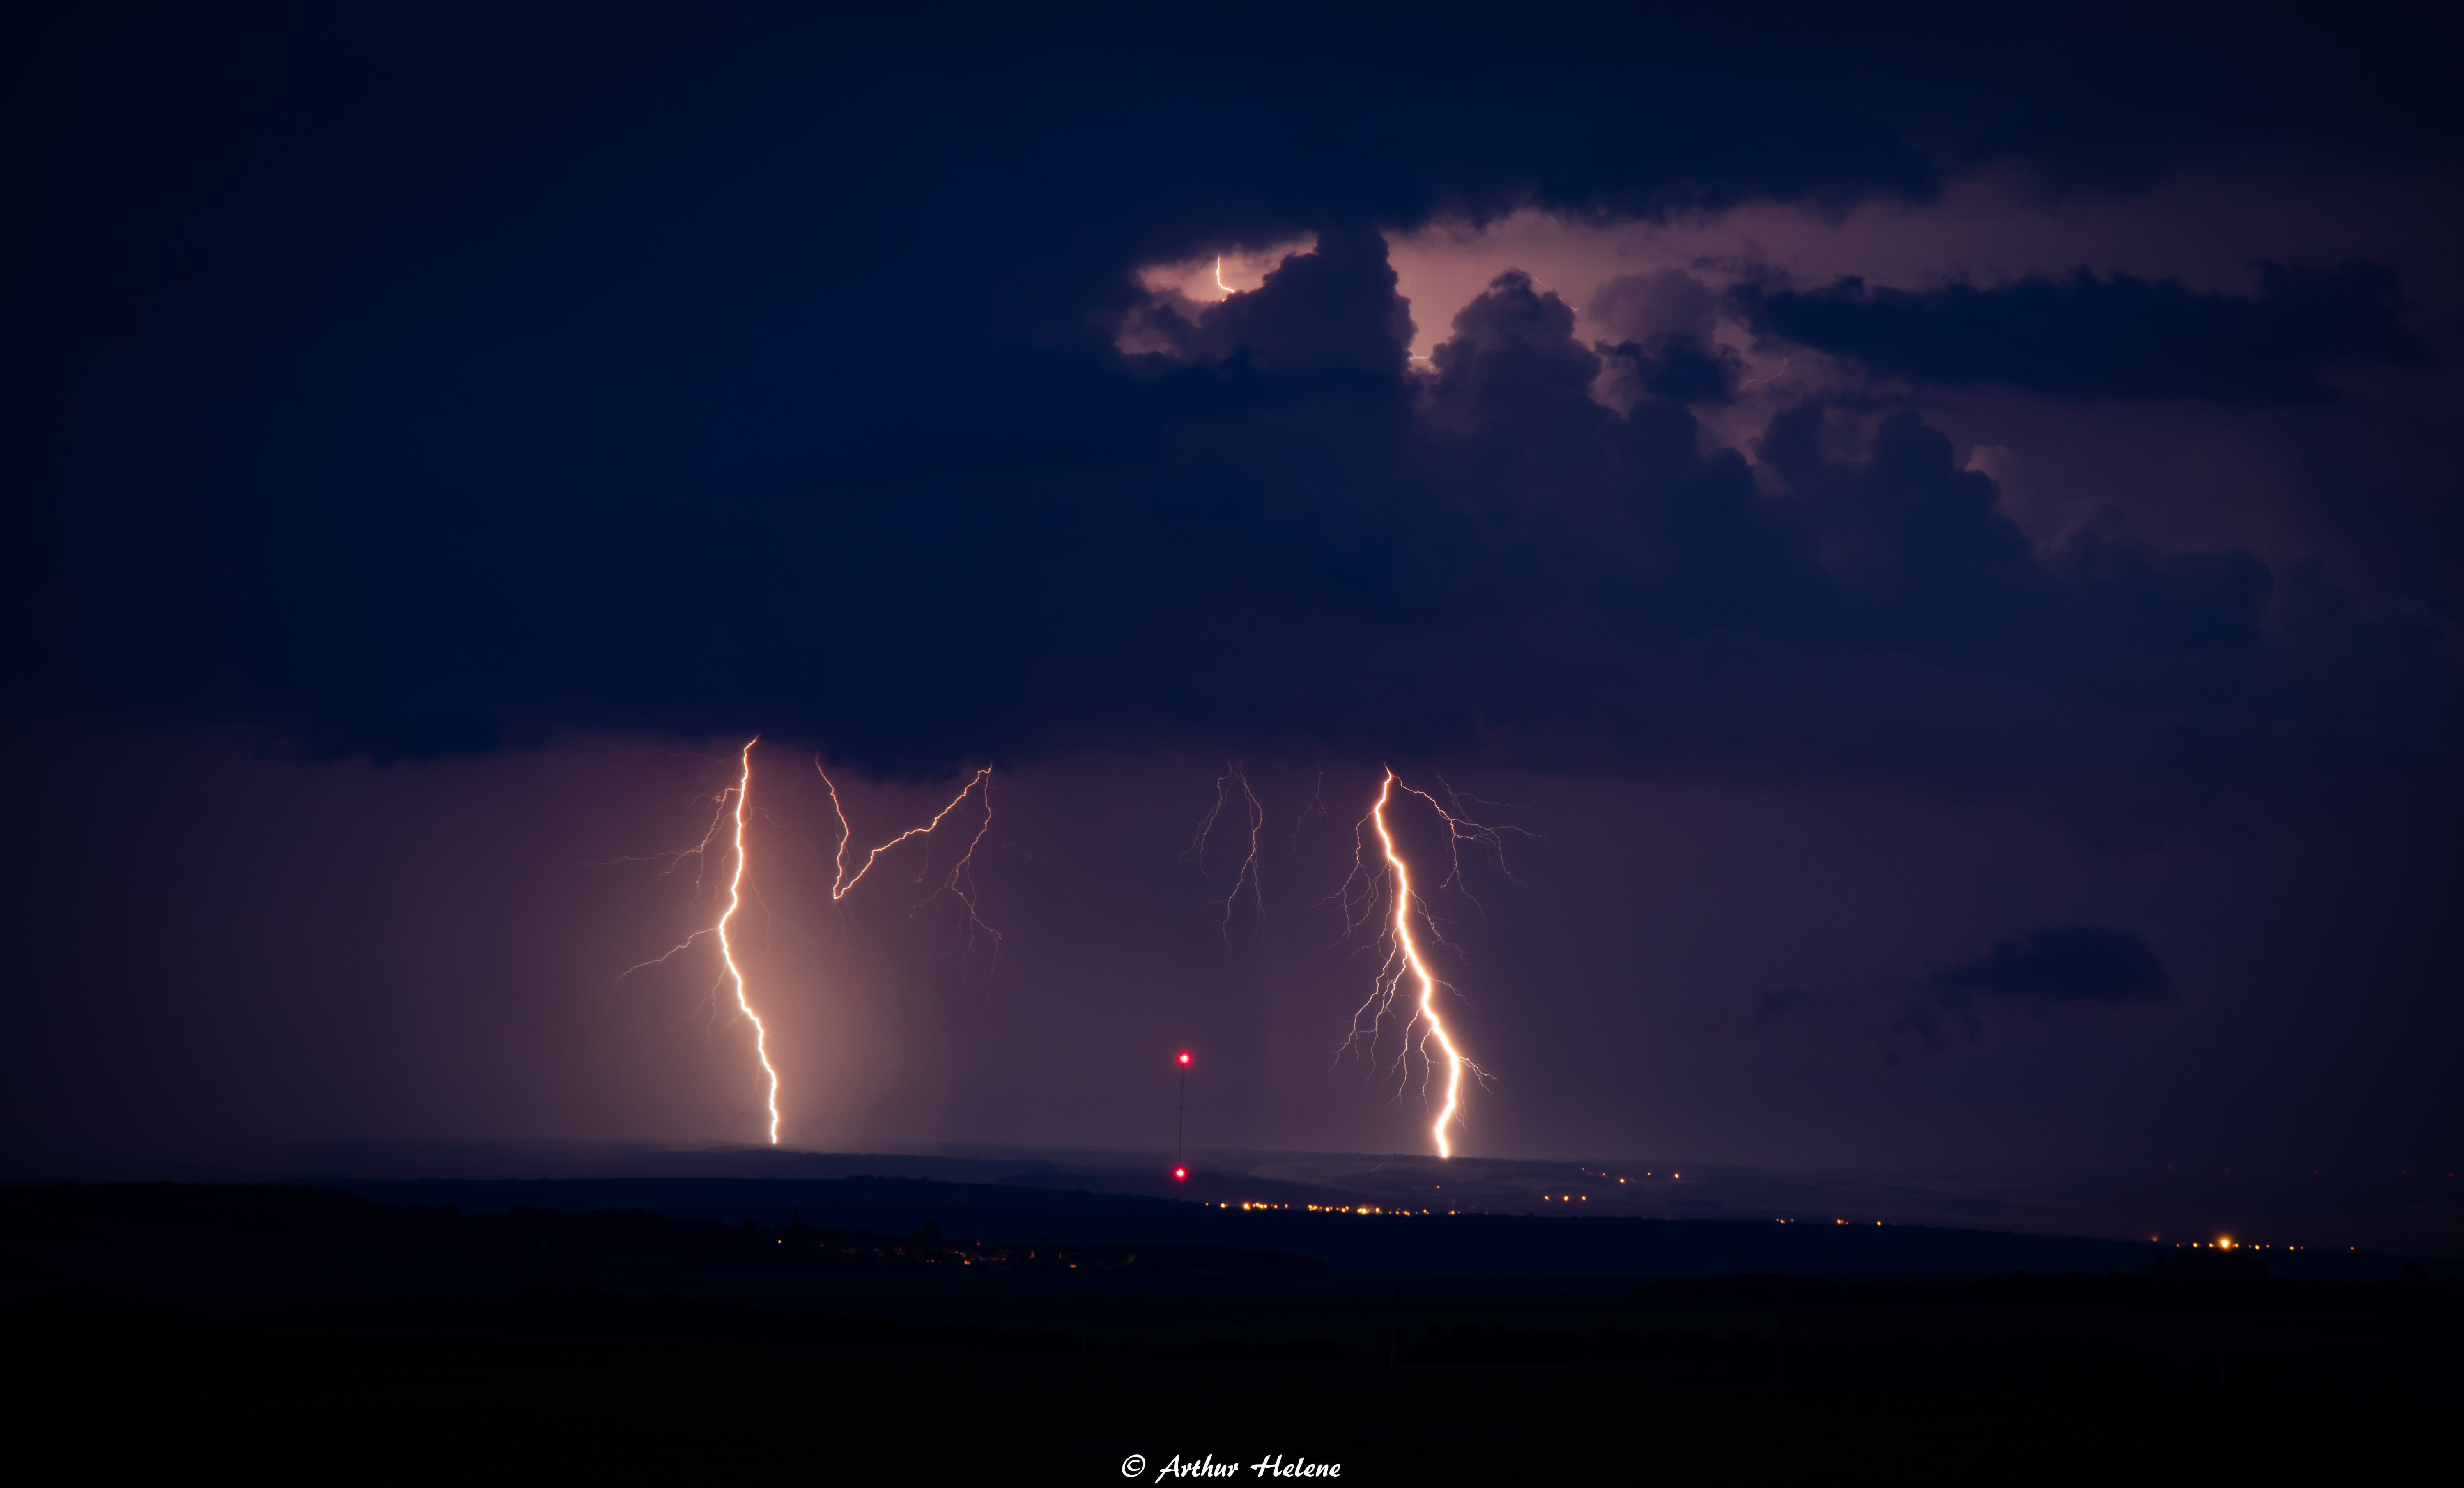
[1207,1202,1438,1215]
[1165,1058,2352,1249]
[1182,1204,2330,1248]
[2156,1237,2311,1251]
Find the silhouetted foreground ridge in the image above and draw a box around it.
[4,1182,2455,1475]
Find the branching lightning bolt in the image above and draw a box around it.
[1187,760,1266,938]
[717,740,779,1143]
[817,761,1003,959]
[616,737,779,1145]
[1338,768,1526,1159]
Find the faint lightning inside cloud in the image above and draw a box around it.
[1740,355,1789,391]
[1188,760,1266,938]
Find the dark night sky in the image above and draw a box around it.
[4,4,2459,1214]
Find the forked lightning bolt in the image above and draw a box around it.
[816,762,1002,957]
[1340,768,1521,1158]
[617,738,780,1144]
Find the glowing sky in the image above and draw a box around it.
[2,6,2457,1204]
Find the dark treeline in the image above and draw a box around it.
[6,1181,2457,1474]
[1415,1318,2442,1409]
[1630,1268,2455,1315]
[7,1279,1349,1366]
[0,1181,1323,1276]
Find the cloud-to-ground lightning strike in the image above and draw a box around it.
[816,762,1002,958]
[1188,761,1266,937]
[717,741,781,1143]
[1340,768,1521,1159]
[616,738,781,1144]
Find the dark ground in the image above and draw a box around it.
[5,1180,2456,1479]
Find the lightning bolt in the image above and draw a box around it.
[616,737,779,1145]
[1292,765,1328,846]
[1187,760,1265,937]
[717,740,780,1143]
[817,762,1002,959]
[1340,768,1522,1158]
[1740,355,1789,391]
[1215,255,1232,296]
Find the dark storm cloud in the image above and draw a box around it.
[1731,263,2434,403]
[1933,926,2172,1004]
[3,1,2459,812]
[1591,271,1721,347]
[1890,925,2171,1051]
[1751,989,1813,1026]
[1127,228,1416,378]
[1599,336,1742,405]
[1588,272,1740,404]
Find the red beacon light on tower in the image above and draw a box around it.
[1172,1050,1194,1182]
